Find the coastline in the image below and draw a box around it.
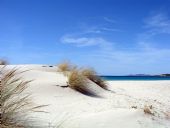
[102,76,170,81]
[1,65,170,128]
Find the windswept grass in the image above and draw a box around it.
[0,68,45,128]
[57,62,108,96]
[68,69,86,92]
[68,69,96,96]
[0,59,8,65]
[143,105,154,116]
[81,68,108,90]
[57,61,77,77]
[57,61,75,72]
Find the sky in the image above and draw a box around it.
[0,0,170,75]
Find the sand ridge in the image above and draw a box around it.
[2,65,170,128]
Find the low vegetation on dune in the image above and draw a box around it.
[57,61,77,77]
[57,61,108,96]
[68,69,96,96]
[0,59,8,65]
[81,68,108,90]
[68,69,86,93]
[143,105,154,116]
[0,68,45,128]
[57,61,75,72]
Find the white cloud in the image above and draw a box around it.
[60,33,170,64]
[82,26,121,34]
[58,14,170,75]
[88,41,170,65]
[77,17,121,34]
[137,41,156,51]
[60,35,113,50]
[144,12,170,34]
[136,12,170,46]
[100,27,122,32]
[82,26,102,34]
[61,36,99,46]
[104,17,116,23]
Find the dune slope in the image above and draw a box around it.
[1,65,170,128]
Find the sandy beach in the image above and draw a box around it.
[1,0,170,127]
[1,65,170,128]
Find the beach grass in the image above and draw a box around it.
[57,62,108,96]
[57,61,77,77]
[0,59,8,65]
[143,105,154,116]
[0,68,45,128]
[57,61,76,72]
[68,69,86,92]
[68,69,97,96]
[81,68,108,90]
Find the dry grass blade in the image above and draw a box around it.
[0,68,46,128]
[68,69,96,96]
[68,69,86,90]
[0,59,8,65]
[57,61,77,73]
[57,61,73,72]
[81,68,108,90]
[143,105,154,116]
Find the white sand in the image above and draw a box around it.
[1,65,170,128]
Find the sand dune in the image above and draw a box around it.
[1,65,170,128]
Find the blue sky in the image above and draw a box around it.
[1,0,170,75]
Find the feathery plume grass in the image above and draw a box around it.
[81,68,108,90]
[0,67,46,128]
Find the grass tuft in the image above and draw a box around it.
[0,67,46,128]
[68,69,96,96]
[57,62,108,96]
[0,59,8,65]
[143,105,154,116]
[81,68,108,90]
[57,61,74,72]
[68,69,85,92]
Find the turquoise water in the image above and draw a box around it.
[101,76,170,81]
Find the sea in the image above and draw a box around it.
[101,76,170,81]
